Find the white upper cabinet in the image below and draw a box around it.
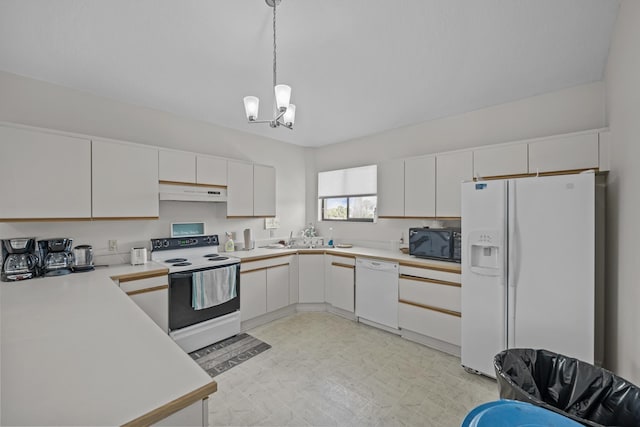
[436,150,473,218]
[92,140,159,218]
[377,159,405,217]
[227,160,254,216]
[196,155,227,186]
[158,150,196,183]
[0,126,92,220]
[528,132,599,174]
[473,144,528,178]
[405,156,436,217]
[253,164,276,217]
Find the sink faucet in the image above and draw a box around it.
[287,231,295,247]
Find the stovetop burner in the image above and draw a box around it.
[172,262,192,267]
[165,258,187,263]
[208,257,228,261]
[203,254,218,257]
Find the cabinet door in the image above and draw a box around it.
[159,150,196,183]
[436,151,473,218]
[330,264,355,312]
[253,164,276,217]
[298,254,325,303]
[405,156,436,217]
[227,161,254,217]
[377,159,404,217]
[92,140,159,218]
[528,133,599,174]
[0,126,91,219]
[266,264,290,312]
[196,155,227,186]
[473,144,528,178]
[240,269,266,321]
[129,289,169,333]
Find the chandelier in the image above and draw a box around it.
[243,0,296,129]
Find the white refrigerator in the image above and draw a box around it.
[461,172,604,378]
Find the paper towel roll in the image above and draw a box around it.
[243,228,254,250]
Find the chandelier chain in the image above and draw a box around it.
[272,0,277,89]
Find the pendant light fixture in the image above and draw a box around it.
[243,0,296,129]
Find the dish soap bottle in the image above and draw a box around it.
[224,232,235,252]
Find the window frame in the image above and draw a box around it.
[320,194,377,222]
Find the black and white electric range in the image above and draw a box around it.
[151,235,241,353]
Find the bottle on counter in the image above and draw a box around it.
[224,232,235,252]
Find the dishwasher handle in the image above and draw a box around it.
[356,258,398,272]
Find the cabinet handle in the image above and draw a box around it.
[399,299,461,318]
[399,274,461,287]
[126,284,169,296]
[241,263,290,274]
[331,262,354,269]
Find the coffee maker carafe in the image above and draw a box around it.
[1,238,39,282]
[38,238,74,277]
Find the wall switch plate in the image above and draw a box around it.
[265,217,280,229]
[108,240,118,252]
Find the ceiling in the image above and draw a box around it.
[0,1,620,147]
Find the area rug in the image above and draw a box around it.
[189,333,271,378]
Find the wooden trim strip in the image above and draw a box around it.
[121,381,217,427]
[226,216,257,219]
[241,262,290,274]
[297,250,327,255]
[0,217,92,222]
[398,260,461,274]
[331,262,355,269]
[92,217,160,221]
[399,274,461,287]
[159,180,227,189]
[378,216,439,219]
[399,300,461,318]
[474,168,600,181]
[113,269,169,283]
[331,253,356,260]
[126,284,168,296]
[240,253,294,263]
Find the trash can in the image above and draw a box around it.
[462,399,583,427]
[494,348,640,427]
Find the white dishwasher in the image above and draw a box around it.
[355,258,399,330]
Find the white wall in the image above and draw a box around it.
[0,71,308,261]
[309,82,607,245]
[604,0,640,383]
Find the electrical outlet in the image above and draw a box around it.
[108,240,118,252]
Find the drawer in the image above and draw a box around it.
[399,277,461,312]
[399,302,460,346]
[399,265,461,283]
[119,274,168,294]
[331,255,355,266]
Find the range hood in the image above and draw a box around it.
[159,183,227,202]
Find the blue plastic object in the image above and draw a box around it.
[462,400,583,427]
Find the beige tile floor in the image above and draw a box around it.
[208,312,497,426]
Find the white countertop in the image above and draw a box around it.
[227,245,461,272]
[1,263,213,426]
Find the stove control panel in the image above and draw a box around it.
[151,235,219,251]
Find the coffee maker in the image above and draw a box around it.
[38,238,74,277]
[1,238,39,282]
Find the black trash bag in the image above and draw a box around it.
[494,348,640,427]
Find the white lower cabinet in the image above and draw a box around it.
[327,256,355,313]
[117,273,169,333]
[239,269,267,322]
[266,264,290,312]
[398,266,462,349]
[240,256,292,322]
[298,254,325,303]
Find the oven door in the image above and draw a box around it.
[168,263,240,331]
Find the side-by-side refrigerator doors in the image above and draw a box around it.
[508,173,595,363]
[461,180,507,377]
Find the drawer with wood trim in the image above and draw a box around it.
[117,273,168,295]
[240,254,294,272]
[399,275,461,312]
[399,265,461,284]
[331,255,355,267]
[399,302,461,346]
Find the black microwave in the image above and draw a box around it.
[409,228,462,263]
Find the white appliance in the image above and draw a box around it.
[151,235,241,353]
[130,247,147,265]
[461,172,604,378]
[159,183,227,202]
[355,258,399,331]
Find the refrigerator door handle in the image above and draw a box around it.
[507,181,517,347]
